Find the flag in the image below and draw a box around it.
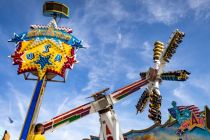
[178,105,200,117]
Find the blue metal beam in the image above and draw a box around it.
[19,78,47,140]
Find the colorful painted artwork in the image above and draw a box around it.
[9,19,83,79]
[168,101,207,135]
[87,103,210,140]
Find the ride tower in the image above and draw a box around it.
[9,2,83,140]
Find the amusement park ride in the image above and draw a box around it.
[9,1,190,140]
[42,30,190,140]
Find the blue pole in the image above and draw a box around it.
[19,77,47,140]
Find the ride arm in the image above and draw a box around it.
[43,102,95,133]
[43,78,149,132]
[110,78,149,104]
[159,29,185,72]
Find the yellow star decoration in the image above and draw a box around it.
[13,39,75,79]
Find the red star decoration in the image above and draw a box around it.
[11,51,23,65]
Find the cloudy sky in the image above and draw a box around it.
[0,0,210,139]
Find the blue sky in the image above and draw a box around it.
[0,0,210,139]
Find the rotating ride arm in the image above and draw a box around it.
[43,29,190,133]
[43,78,149,133]
[136,29,190,124]
[110,78,149,104]
[43,102,95,132]
[160,29,185,70]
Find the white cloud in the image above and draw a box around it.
[117,110,153,132]
[75,28,136,94]
[7,82,29,121]
[188,0,210,9]
[187,0,210,19]
[117,32,122,43]
[172,83,196,105]
[68,94,91,107]
[107,0,130,22]
[139,0,187,24]
[138,0,210,24]
[0,26,12,49]
[189,75,210,95]
[0,82,32,140]
[126,70,138,80]
[82,41,90,49]
[120,98,132,107]
[125,66,146,81]
[84,0,129,23]
[82,66,110,92]
[139,41,153,62]
[56,97,69,115]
